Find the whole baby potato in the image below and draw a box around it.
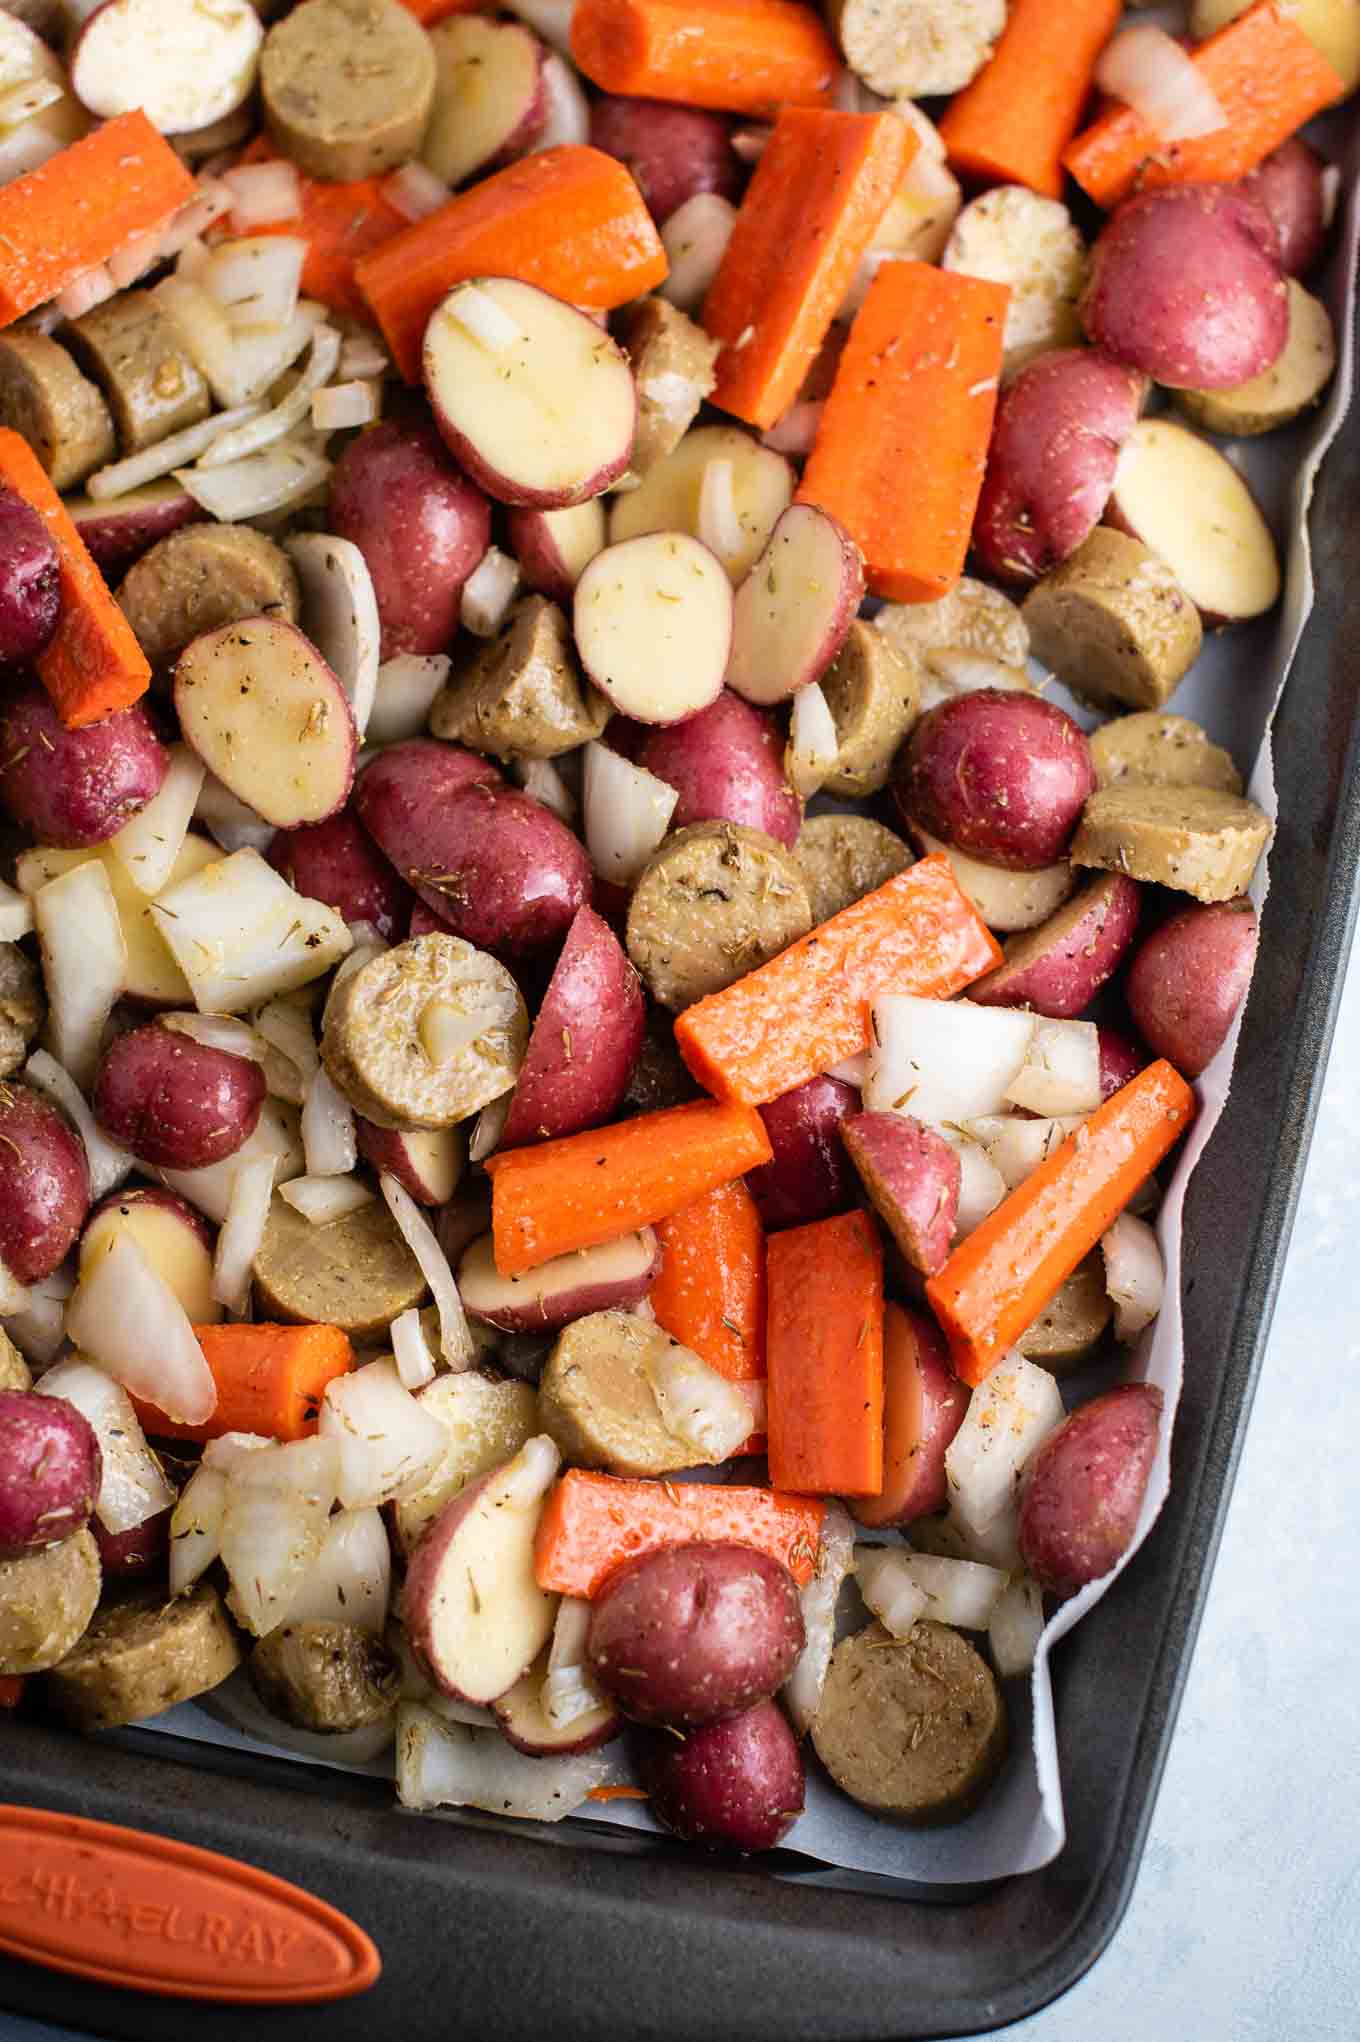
[93,1023,267,1170]
[1019,1383,1163,1597]
[0,682,167,849]
[1125,896,1258,1079]
[589,94,740,226]
[637,690,802,849]
[638,1698,805,1852]
[0,1081,90,1283]
[896,690,1096,870]
[0,1390,100,1557]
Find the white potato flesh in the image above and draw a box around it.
[457,1227,657,1322]
[727,504,864,706]
[574,532,732,723]
[911,827,1075,932]
[945,1354,1065,1539]
[865,993,1034,1123]
[423,15,543,187]
[70,0,262,131]
[609,423,794,583]
[79,1189,217,1323]
[1108,419,1281,622]
[33,859,126,1089]
[424,277,635,506]
[175,617,357,829]
[150,847,351,1013]
[514,500,606,590]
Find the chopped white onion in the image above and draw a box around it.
[0,76,63,131]
[211,1151,277,1314]
[466,1090,511,1166]
[278,1172,375,1224]
[66,1232,216,1426]
[503,0,575,53]
[198,325,342,467]
[1094,24,1227,142]
[784,1501,854,1735]
[531,50,590,151]
[175,435,331,523]
[396,1703,617,1819]
[824,1052,866,1088]
[696,457,742,562]
[311,379,379,432]
[254,996,320,1084]
[450,282,523,352]
[939,1129,1009,1239]
[945,1354,1065,1540]
[154,273,318,408]
[964,1113,1087,1192]
[512,756,575,825]
[582,739,678,884]
[731,124,771,163]
[0,877,32,942]
[157,179,233,260]
[380,1173,473,1370]
[542,1596,607,1729]
[892,1550,1007,1630]
[109,744,206,896]
[55,264,115,320]
[320,1358,450,1510]
[84,401,263,501]
[33,859,126,1089]
[1101,1209,1165,1341]
[301,1065,357,1178]
[222,159,302,230]
[203,235,306,332]
[391,1306,438,1391]
[647,1341,751,1463]
[193,769,274,853]
[786,680,839,797]
[1004,1017,1102,1118]
[281,1506,391,1635]
[339,330,389,379]
[24,1050,132,1202]
[855,1547,929,1638]
[159,1097,303,1225]
[169,1463,228,1596]
[108,228,166,291]
[38,1359,174,1536]
[368,653,451,745]
[660,193,736,313]
[201,1431,274,1473]
[220,1435,341,1636]
[865,994,1034,1124]
[762,399,824,457]
[382,159,451,223]
[989,1572,1045,1677]
[160,1012,265,1061]
[461,546,521,637]
[4,1264,73,1367]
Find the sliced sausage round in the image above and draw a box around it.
[626,822,812,1010]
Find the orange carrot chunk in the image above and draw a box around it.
[485,1096,773,1276]
[938,0,1122,200]
[0,429,152,728]
[766,1208,884,1496]
[534,1469,825,1596]
[399,0,482,21]
[355,144,668,381]
[0,113,195,329]
[797,260,1008,603]
[675,854,1002,1107]
[651,1179,766,1383]
[570,0,838,116]
[233,140,408,321]
[927,1060,1195,1387]
[1062,1,1346,210]
[130,1323,354,1445]
[703,107,911,431]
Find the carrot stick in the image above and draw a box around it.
[652,1179,766,1381]
[796,259,1008,603]
[130,1323,354,1445]
[586,1784,649,1803]
[926,1060,1195,1387]
[234,140,407,321]
[938,0,1122,200]
[0,113,195,328]
[399,0,482,20]
[0,430,152,728]
[533,1469,825,1595]
[766,1209,884,1496]
[703,108,911,430]
[570,0,838,116]
[356,144,668,381]
[1062,1,1345,209]
[485,1096,772,1276]
[674,854,1002,1107]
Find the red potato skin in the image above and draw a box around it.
[588,95,741,227]
[746,1074,858,1232]
[0,681,167,849]
[506,508,588,604]
[970,874,1143,1019]
[0,485,60,669]
[84,1183,215,1258]
[92,1501,172,1579]
[391,782,592,957]
[267,807,414,944]
[494,1682,622,1757]
[1125,896,1258,1080]
[1240,139,1328,280]
[896,690,1096,872]
[972,350,1146,587]
[852,1307,968,1529]
[1081,186,1289,391]
[636,690,802,849]
[841,1113,959,1277]
[0,1390,100,1557]
[586,1541,805,1728]
[0,1083,90,1283]
[355,738,502,892]
[1019,1383,1163,1598]
[92,1024,267,1170]
[456,1230,660,1332]
[1098,1024,1147,1101]
[638,1696,804,1852]
[355,1119,454,1205]
[328,413,493,658]
[501,905,645,1146]
[70,491,204,580]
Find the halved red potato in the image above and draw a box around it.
[726,505,864,707]
[636,691,801,849]
[1125,895,1258,1079]
[841,1113,960,1278]
[1240,138,1329,279]
[492,1648,622,1756]
[67,483,204,579]
[175,619,357,829]
[79,1186,219,1327]
[507,500,606,603]
[607,425,794,584]
[423,14,546,188]
[424,279,635,508]
[853,1305,970,1529]
[575,533,732,724]
[355,1120,463,1206]
[1105,419,1281,625]
[971,874,1143,1019]
[589,94,740,227]
[909,827,1076,935]
[457,1227,660,1333]
[69,0,262,133]
[501,905,644,1147]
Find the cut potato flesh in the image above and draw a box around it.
[424,277,634,508]
[79,1195,219,1325]
[1107,420,1281,624]
[175,618,357,829]
[17,832,220,1006]
[70,0,262,133]
[423,15,543,188]
[151,848,352,1013]
[1176,281,1336,440]
[457,1227,658,1330]
[727,504,864,707]
[608,423,794,583]
[911,828,1075,934]
[574,532,732,723]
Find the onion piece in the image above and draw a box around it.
[339,331,389,380]
[24,1049,133,1202]
[169,1463,227,1596]
[731,124,771,163]
[503,0,575,53]
[542,1596,606,1729]
[989,1572,1044,1677]
[461,545,521,637]
[161,1012,265,1061]
[222,159,302,231]
[201,1431,273,1473]
[254,996,320,1083]
[0,76,63,130]
[203,235,306,332]
[944,1353,1065,1540]
[33,859,126,1089]
[890,1550,1006,1630]
[1101,1209,1164,1341]
[197,324,342,466]
[660,193,736,314]
[391,1306,438,1391]
[220,1435,341,1636]
[38,1359,174,1536]
[109,743,205,896]
[367,653,451,745]
[0,877,32,942]
[153,273,318,408]
[696,456,742,561]
[211,1152,277,1314]
[785,680,839,797]
[964,1113,1087,1192]
[865,994,1034,1124]
[158,1097,303,1226]
[450,282,523,352]
[396,1702,619,1818]
[174,436,331,522]
[382,159,450,222]
[281,1505,391,1635]
[1094,24,1227,142]
[855,1547,929,1638]
[784,1500,854,1735]
[823,1052,866,1088]
[1004,1017,1102,1118]
[582,739,678,884]
[512,757,575,826]
[467,1090,511,1166]
[108,226,169,291]
[532,51,591,151]
[4,1264,73,1367]
[55,264,115,320]
[84,400,263,501]
[943,1130,1008,1239]
[380,1173,473,1369]
[311,379,379,433]
[66,1232,216,1426]
[278,1172,374,1224]
[158,178,233,260]
[319,1358,450,1510]
[762,399,823,457]
[301,1065,357,1177]
[647,1342,751,1463]
[193,769,274,853]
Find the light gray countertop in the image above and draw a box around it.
[6,953,1360,2042]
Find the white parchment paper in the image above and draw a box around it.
[137,84,1360,1889]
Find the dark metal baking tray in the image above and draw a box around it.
[3,314,1358,2042]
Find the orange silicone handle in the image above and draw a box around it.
[0,1805,380,2004]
